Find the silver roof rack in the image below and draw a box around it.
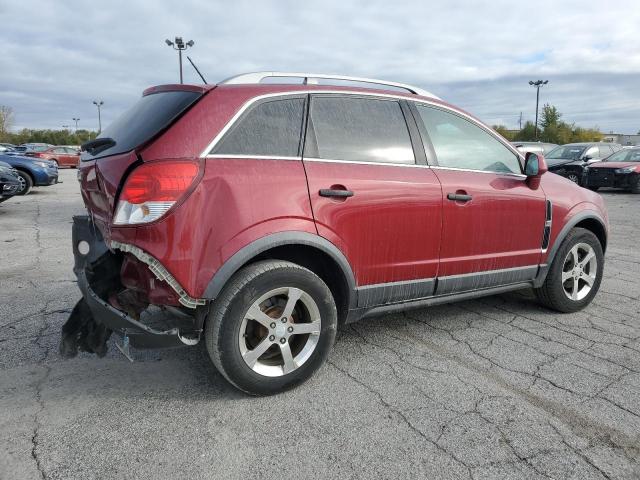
[220,71,440,99]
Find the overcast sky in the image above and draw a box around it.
[1,0,639,134]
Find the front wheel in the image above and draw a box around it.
[535,228,604,312]
[205,260,337,395]
[15,171,33,195]
[566,173,580,185]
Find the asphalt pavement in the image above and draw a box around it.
[1,169,638,479]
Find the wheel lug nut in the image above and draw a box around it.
[280,338,286,344]
[270,322,276,329]
[287,326,293,333]
[281,317,287,323]
[269,335,275,341]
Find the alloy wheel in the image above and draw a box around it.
[567,174,579,184]
[238,287,321,377]
[17,175,26,193]
[562,242,597,301]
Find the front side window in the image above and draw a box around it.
[598,145,613,158]
[584,146,598,159]
[305,96,415,164]
[416,105,521,174]
[53,147,66,154]
[546,145,586,161]
[214,98,304,157]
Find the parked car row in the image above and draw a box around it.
[0,143,81,168]
[515,141,637,193]
[0,153,59,197]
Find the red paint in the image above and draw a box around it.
[433,169,546,276]
[32,147,80,167]
[77,82,609,308]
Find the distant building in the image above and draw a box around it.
[602,133,640,146]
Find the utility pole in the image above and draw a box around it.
[528,80,548,139]
[518,111,523,130]
[93,100,104,133]
[165,37,194,84]
[72,118,80,131]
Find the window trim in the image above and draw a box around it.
[200,90,526,171]
[209,94,308,158]
[302,93,419,166]
[412,103,525,175]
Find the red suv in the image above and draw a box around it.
[62,72,609,395]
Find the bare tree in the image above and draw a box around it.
[0,105,14,134]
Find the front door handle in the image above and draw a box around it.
[319,188,354,198]
[447,193,473,202]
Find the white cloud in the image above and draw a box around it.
[1,0,639,133]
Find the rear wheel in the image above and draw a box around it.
[15,171,33,195]
[535,228,603,312]
[51,159,59,168]
[205,260,337,395]
[630,176,640,194]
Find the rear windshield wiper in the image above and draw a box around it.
[81,137,116,155]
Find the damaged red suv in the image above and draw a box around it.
[62,72,609,395]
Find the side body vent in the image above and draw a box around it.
[541,200,553,251]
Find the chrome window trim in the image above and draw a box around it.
[430,165,527,178]
[206,154,301,161]
[199,90,526,165]
[303,157,430,168]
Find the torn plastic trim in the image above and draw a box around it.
[111,241,207,309]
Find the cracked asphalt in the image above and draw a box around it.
[1,169,639,480]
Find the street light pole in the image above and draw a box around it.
[93,100,104,133]
[528,80,548,139]
[165,37,194,84]
[72,118,80,131]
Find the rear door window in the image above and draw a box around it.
[305,96,415,164]
[213,98,305,157]
[83,90,202,160]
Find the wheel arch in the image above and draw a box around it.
[203,232,357,324]
[534,210,607,287]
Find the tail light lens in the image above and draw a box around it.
[113,161,201,225]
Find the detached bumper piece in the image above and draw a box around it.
[60,215,203,359]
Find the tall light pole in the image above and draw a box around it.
[72,118,80,131]
[165,37,194,84]
[93,100,104,133]
[529,80,548,139]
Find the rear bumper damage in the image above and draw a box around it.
[60,215,206,358]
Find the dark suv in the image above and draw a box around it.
[546,142,622,185]
[63,72,609,395]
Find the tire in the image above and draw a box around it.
[535,228,604,313]
[15,171,33,195]
[566,173,580,185]
[51,159,59,168]
[631,176,640,194]
[205,260,338,395]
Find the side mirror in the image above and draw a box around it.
[583,155,592,161]
[525,152,548,177]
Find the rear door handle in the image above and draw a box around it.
[319,188,354,198]
[447,193,473,202]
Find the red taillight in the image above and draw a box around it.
[114,161,201,225]
[120,161,200,203]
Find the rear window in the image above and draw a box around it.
[82,90,201,160]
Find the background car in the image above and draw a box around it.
[21,143,53,153]
[29,146,80,168]
[0,160,22,203]
[584,147,640,193]
[546,142,622,185]
[513,141,558,155]
[0,153,58,195]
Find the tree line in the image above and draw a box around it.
[0,105,97,146]
[493,104,604,144]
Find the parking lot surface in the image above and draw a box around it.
[1,169,639,479]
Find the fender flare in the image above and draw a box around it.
[203,231,357,306]
[533,210,607,287]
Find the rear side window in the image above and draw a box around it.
[416,105,521,174]
[305,96,414,164]
[598,145,613,157]
[213,98,304,157]
[83,90,201,160]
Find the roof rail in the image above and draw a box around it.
[219,72,440,99]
